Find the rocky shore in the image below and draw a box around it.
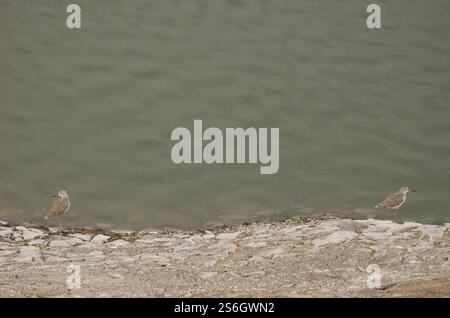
[0,217,449,297]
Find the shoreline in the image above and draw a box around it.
[0,216,449,297]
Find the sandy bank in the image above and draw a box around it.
[0,217,449,297]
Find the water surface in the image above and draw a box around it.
[0,0,449,229]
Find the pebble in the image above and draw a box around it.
[203,233,216,240]
[28,239,45,246]
[90,234,110,244]
[16,246,42,263]
[69,233,92,241]
[49,238,83,248]
[20,228,45,240]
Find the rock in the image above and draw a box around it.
[419,225,445,240]
[69,233,92,241]
[136,237,175,244]
[107,239,129,248]
[28,239,45,246]
[49,238,83,248]
[216,232,241,240]
[86,251,105,262]
[0,228,13,238]
[20,228,45,240]
[48,227,60,234]
[90,234,110,244]
[15,256,34,263]
[312,231,358,247]
[226,243,237,255]
[12,231,23,241]
[0,221,8,226]
[139,227,160,234]
[249,255,265,263]
[259,247,288,259]
[16,246,42,263]
[203,232,216,240]
[111,229,136,235]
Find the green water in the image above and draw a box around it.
[0,0,449,229]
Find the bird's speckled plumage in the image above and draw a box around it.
[47,190,70,218]
[375,186,409,209]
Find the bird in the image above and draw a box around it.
[44,190,70,228]
[375,186,416,220]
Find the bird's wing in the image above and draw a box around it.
[47,198,70,217]
[377,192,403,208]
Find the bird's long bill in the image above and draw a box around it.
[51,195,58,198]
[410,189,418,192]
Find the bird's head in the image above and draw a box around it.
[52,190,69,199]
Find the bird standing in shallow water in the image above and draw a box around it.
[375,186,416,221]
[45,190,70,228]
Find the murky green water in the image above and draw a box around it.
[0,0,449,229]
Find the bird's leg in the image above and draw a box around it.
[57,217,63,230]
[394,210,398,223]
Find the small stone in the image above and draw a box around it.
[48,227,60,234]
[140,227,160,234]
[69,233,92,241]
[90,234,110,244]
[136,237,174,244]
[49,238,83,248]
[17,246,42,262]
[0,221,8,227]
[249,256,264,263]
[226,243,238,254]
[15,256,34,263]
[28,239,45,246]
[111,229,135,235]
[260,247,287,259]
[21,228,45,240]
